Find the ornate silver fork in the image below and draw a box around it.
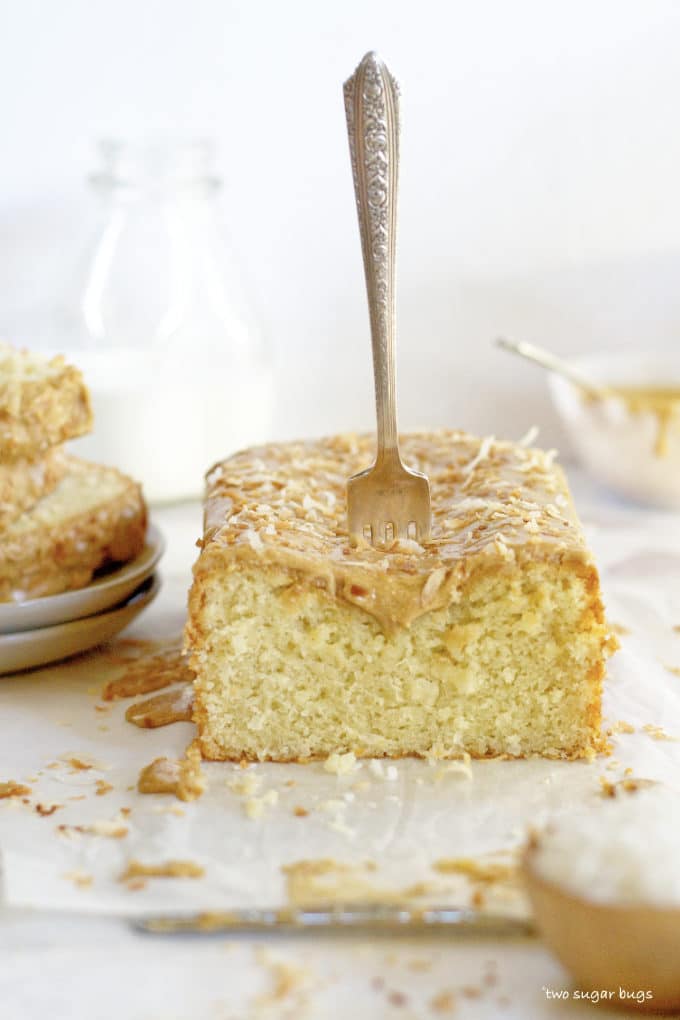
[344,52,431,546]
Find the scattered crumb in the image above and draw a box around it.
[0,781,31,799]
[119,859,204,882]
[434,753,472,782]
[642,723,679,742]
[125,683,194,728]
[58,814,129,839]
[62,756,94,772]
[62,870,93,889]
[68,794,87,801]
[673,625,680,634]
[228,772,261,797]
[293,806,309,817]
[610,623,630,636]
[387,990,408,1007]
[323,751,359,776]
[254,948,310,1008]
[137,742,205,802]
[35,802,62,816]
[245,789,279,819]
[664,664,680,678]
[407,959,432,973]
[600,776,657,798]
[461,986,482,999]
[58,753,109,773]
[624,767,634,776]
[95,780,113,797]
[103,643,193,700]
[610,720,635,735]
[433,857,516,884]
[94,704,110,713]
[151,804,186,817]
[430,990,456,1013]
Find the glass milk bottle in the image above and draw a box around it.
[60,139,273,502]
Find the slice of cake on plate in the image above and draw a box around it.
[0,456,147,601]
[186,431,616,762]
[0,343,92,461]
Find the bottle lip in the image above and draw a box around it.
[91,138,221,191]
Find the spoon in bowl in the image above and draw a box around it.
[495,335,611,400]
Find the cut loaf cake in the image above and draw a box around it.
[186,431,617,763]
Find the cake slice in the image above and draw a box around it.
[0,456,147,601]
[186,431,616,762]
[0,343,92,461]
[0,447,68,530]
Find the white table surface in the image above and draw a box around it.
[2,473,680,1020]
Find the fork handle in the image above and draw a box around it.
[344,52,401,466]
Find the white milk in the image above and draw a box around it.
[67,348,273,503]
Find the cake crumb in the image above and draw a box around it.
[228,772,261,796]
[137,742,205,802]
[407,958,431,972]
[610,623,630,636]
[611,720,635,735]
[0,781,31,799]
[293,806,309,817]
[58,814,129,839]
[430,990,456,1013]
[245,789,279,819]
[324,751,359,775]
[434,753,472,782]
[254,948,310,1007]
[643,723,678,742]
[387,990,408,1007]
[433,857,516,884]
[63,870,93,888]
[35,802,62,816]
[95,780,113,796]
[119,859,204,882]
[664,664,680,678]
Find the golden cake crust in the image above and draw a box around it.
[0,456,147,601]
[0,344,92,461]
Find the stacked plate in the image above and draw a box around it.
[0,524,164,675]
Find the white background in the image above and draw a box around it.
[2,0,680,446]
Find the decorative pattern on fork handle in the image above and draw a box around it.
[343,52,400,455]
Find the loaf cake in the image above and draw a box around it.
[0,447,67,529]
[0,343,92,461]
[186,431,616,762]
[0,456,147,601]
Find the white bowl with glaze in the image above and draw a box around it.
[548,352,680,509]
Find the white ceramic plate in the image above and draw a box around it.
[0,523,165,635]
[0,574,160,676]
